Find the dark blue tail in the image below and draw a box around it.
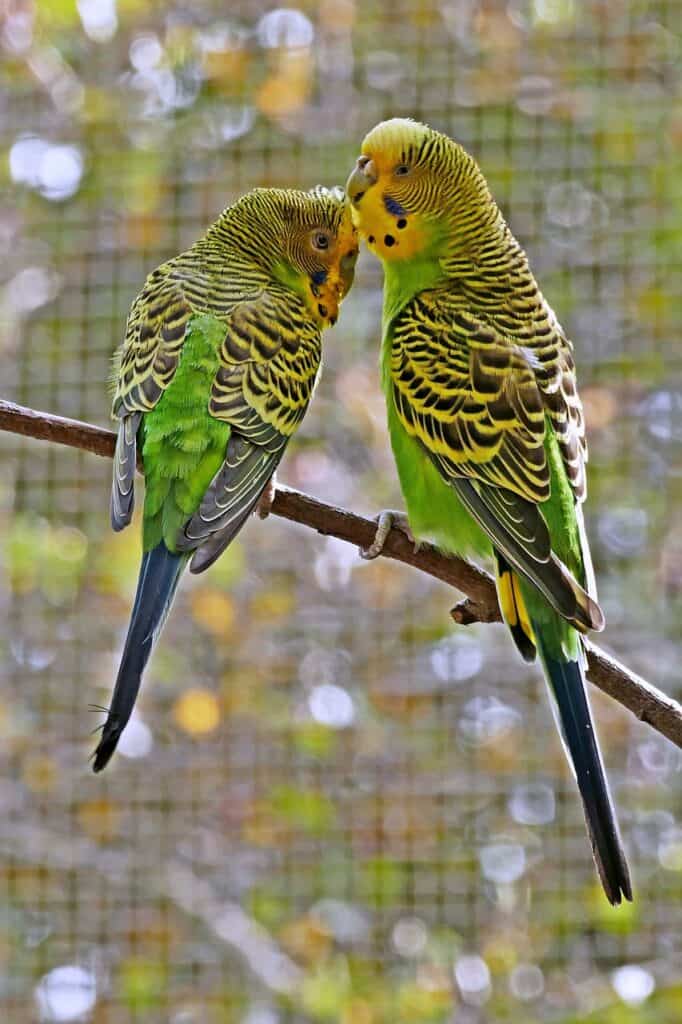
[538,640,632,904]
[92,542,186,772]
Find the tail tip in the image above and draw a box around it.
[605,885,633,907]
[91,724,121,773]
[603,866,633,906]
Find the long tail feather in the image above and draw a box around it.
[92,542,186,772]
[536,636,632,904]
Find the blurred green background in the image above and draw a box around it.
[1,1,682,1021]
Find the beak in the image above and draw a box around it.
[340,247,358,295]
[314,242,358,326]
[346,156,377,204]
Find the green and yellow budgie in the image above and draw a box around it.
[93,187,357,772]
[346,119,631,903]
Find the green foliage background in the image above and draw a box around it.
[1,1,681,1021]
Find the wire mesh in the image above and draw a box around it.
[1,1,682,1021]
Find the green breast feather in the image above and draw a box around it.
[141,315,230,553]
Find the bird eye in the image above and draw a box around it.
[395,164,411,177]
[312,231,330,251]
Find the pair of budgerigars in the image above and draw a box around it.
[95,119,632,906]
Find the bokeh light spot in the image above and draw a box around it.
[38,145,84,201]
[510,963,544,1001]
[129,33,163,71]
[117,716,153,761]
[257,9,314,49]
[611,965,655,1006]
[430,635,484,683]
[454,954,491,1005]
[392,916,428,958]
[479,842,526,884]
[173,688,221,736]
[508,782,556,826]
[35,964,97,1022]
[77,0,118,42]
[308,683,355,729]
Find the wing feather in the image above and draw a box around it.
[390,290,602,632]
[178,291,321,570]
[114,270,193,416]
[109,269,196,531]
[178,433,286,573]
[111,412,142,531]
[112,261,321,564]
[391,292,549,501]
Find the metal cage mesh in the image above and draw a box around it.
[1,1,681,1021]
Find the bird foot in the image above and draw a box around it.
[359,509,421,560]
[256,474,277,520]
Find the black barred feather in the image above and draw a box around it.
[390,291,567,505]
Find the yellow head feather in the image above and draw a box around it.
[347,118,493,263]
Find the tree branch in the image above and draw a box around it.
[2,397,681,749]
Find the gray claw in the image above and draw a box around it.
[359,509,420,560]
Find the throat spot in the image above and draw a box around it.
[383,195,407,217]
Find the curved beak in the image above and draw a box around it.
[346,156,377,205]
[340,247,358,295]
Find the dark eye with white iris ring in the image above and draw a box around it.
[313,231,330,250]
[395,164,411,176]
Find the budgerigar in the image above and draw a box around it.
[93,187,357,772]
[346,118,631,903]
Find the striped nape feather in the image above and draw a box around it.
[205,186,351,269]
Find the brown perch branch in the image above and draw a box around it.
[1,397,681,749]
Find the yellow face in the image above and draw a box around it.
[346,118,440,263]
[311,209,358,326]
[291,202,358,327]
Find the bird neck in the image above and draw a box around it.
[438,205,534,303]
[382,254,445,326]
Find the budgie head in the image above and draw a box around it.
[228,186,358,326]
[346,118,492,263]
